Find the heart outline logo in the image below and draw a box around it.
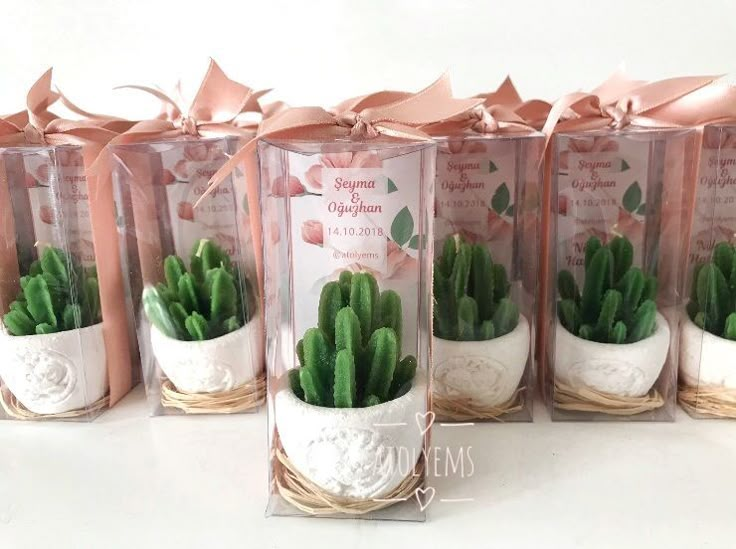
[415,486,436,511]
[415,410,435,436]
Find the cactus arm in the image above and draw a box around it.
[189,255,205,285]
[143,287,178,338]
[41,248,69,286]
[296,338,305,367]
[36,323,59,335]
[457,296,479,341]
[492,263,511,303]
[350,273,376,345]
[177,273,200,314]
[318,281,345,343]
[713,242,734,280]
[694,312,705,329]
[338,270,353,303]
[362,394,382,407]
[580,246,612,325]
[85,277,101,324]
[3,308,36,335]
[724,313,736,340]
[289,368,305,400]
[185,311,208,341]
[439,235,457,277]
[595,289,622,342]
[210,268,237,321]
[299,367,326,406]
[610,321,627,343]
[628,300,657,343]
[168,302,189,339]
[584,236,602,270]
[302,328,334,400]
[557,269,580,303]
[730,247,736,306]
[62,304,82,331]
[641,275,658,304]
[697,264,730,335]
[433,268,457,339]
[365,327,398,401]
[390,355,417,398]
[609,236,634,283]
[477,319,496,341]
[578,324,594,340]
[334,306,362,356]
[378,290,402,349]
[558,299,581,335]
[164,255,186,293]
[25,275,57,328]
[29,260,42,277]
[450,243,472,300]
[471,244,495,321]
[617,268,644,323]
[492,297,519,337]
[333,349,357,408]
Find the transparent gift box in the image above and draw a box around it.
[259,136,435,520]
[430,132,544,422]
[110,136,264,416]
[679,124,736,418]
[542,127,699,421]
[0,145,134,420]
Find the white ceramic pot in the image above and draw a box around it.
[554,312,670,397]
[0,324,108,415]
[150,314,263,393]
[433,314,530,407]
[680,314,736,389]
[275,374,426,500]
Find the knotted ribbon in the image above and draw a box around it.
[0,69,133,406]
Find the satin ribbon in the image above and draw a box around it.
[108,58,264,145]
[201,74,482,203]
[541,74,736,141]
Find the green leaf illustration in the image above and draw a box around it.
[408,235,420,250]
[391,207,414,247]
[622,181,642,213]
[491,183,510,215]
[636,203,646,216]
[489,161,498,173]
[505,204,515,217]
[387,178,398,193]
[621,159,630,172]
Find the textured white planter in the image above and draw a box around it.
[680,315,736,389]
[433,314,530,407]
[275,373,426,500]
[554,312,670,397]
[0,324,108,415]
[150,314,263,393]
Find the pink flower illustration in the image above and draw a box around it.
[305,152,382,193]
[301,220,324,246]
[271,175,306,197]
[177,201,194,221]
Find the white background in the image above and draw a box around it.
[3,2,736,548]
[2,0,735,116]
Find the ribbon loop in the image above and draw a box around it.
[22,123,46,145]
[469,106,500,134]
[178,115,199,137]
[335,110,380,139]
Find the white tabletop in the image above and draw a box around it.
[1,385,735,549]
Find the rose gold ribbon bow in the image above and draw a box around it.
[420,76,538,136]
[541,73,736,143]
[110,58,264,145]
[0,69,119,161]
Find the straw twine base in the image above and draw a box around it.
[553,380,665,416]
[678,383,736,419]
[272,437,425,516]
[433,387,526,422]
[0,387,109,420]
[160,374,266,414]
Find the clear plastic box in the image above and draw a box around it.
[110,136,264,416]
[542,127,699,421]
[679,124,736,418]
[0,145,134,420]
[259,136,435,520]
[430,132,544,422]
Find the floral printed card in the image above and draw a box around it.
[556,135,650,283]
[434,139,516,270]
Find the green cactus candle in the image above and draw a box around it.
[557,235,658,344]
[290,271,417,408]
[687,241,736,341]
[142,239,253,341]
[433,234,519,342]
[3,247,101,336]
